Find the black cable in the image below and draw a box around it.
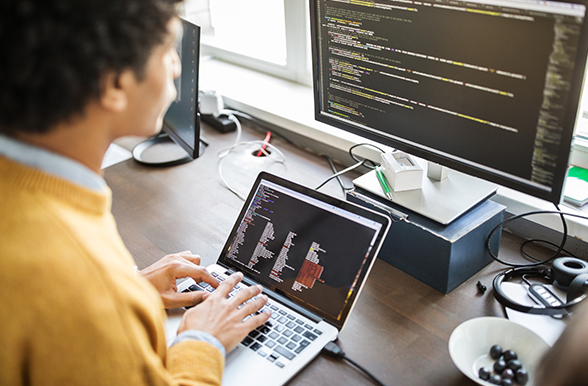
[322,342,388,386]
[323,155,350,194]
[520,239,577,262]
[486,209,588,267]
[314,160,365,191]
[348,143,387,169]
[315,143,385,191]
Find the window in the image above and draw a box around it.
[182,0,588,170]
[183,0,311,85]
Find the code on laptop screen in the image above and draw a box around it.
[219,178,385,324]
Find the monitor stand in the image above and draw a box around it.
[352,158,497,225]
[132,132,206,167]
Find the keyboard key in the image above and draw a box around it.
[295,319,304,325]
[313,329,323,335]
[258,350,268,358]
[291,334,301,342]
[304,324,313,330]
[274,346,295,360]
[277,337,288,345]
[278,316,288,324]
[278,310,287,315]
[286,342,297,350]
[270,305,279,311]
[294,340,310,354]
[270,313,279,320]
[286,314,295,320]
[257,335,268,343]
[269,332,279,340]
[248,330,260,338]
[302,331,317,341]
[250,342,262,351]
[286,321,296,329]
[267,354,278,363]
[275,325,285,332]
[282,330,293,337]
[294,326,304,334]
[276,362,285,368]
[265,340,276,349]
[241,336,254,347]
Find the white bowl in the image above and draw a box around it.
[448,317,551,386]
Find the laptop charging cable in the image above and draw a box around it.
[322,342,388,386]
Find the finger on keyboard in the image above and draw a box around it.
[231,284,263,306]
[239,294,268,317]
[213,272,243,298]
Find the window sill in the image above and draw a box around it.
[200,58,588,249]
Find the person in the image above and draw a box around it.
[0,1,270,385]
[536,299,588,386]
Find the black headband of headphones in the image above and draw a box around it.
[493,263,588,316]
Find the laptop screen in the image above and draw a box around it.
[218,172,389,329]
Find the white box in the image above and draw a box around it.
[381,152,423,192]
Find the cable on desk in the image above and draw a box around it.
[322,342,388,386]
[315,143,387,192]
[216,111,286,200]
[323,155,353,195]
[315,160,365,191]
[348,143,387,169]
[485,204,588,267]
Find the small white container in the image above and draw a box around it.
[381,152,423,192]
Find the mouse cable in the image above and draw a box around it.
[322,342,388,386]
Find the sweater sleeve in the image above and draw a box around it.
[167,340,225,386]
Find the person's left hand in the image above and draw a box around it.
[139,251,218,309]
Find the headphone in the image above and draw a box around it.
[493,257,588,316]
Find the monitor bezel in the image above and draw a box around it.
[162,17,201,160]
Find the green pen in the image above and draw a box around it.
[375,166,393,200]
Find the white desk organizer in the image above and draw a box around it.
[381,152,423,192]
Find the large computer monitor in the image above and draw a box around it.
[310,0,588,209]
[133,18,204,166]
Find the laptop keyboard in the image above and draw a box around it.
[181,271,324,368]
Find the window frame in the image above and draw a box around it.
[197,0,312,85]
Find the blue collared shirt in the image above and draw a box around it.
[0,134,107,191]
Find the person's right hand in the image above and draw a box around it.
[177,272,271,353]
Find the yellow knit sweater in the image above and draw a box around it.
[0,156,224,385]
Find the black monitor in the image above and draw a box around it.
[310,0,588,208]
[133,18,205,166]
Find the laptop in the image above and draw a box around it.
[176,171,390,386]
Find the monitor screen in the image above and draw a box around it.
[162,17,201,159]
[310,0,588,204]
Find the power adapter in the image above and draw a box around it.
[201,113,237,133]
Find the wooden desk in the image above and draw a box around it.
[105,122,550,386]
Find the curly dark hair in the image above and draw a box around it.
[0,0,181,135]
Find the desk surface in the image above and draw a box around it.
[105,122,553,386]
